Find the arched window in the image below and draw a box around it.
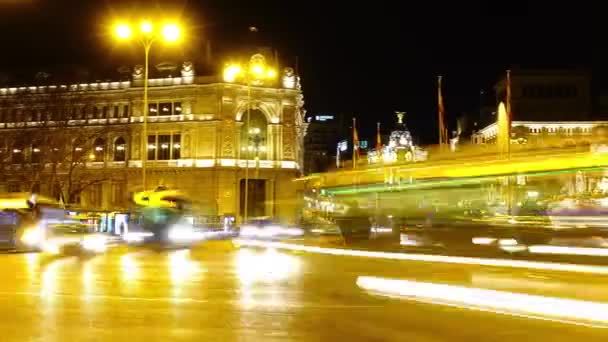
[240,109,268,160]
[114,137,126,161]
[93,138,105,162]
[72,138,84,159]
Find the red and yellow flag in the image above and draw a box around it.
[438,76,448,146]
[376,122,382,151]
[352,117,359,168]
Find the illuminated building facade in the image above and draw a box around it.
[367,112,427,164]
[0,59,305,223]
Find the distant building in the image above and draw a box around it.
[473,68,603,145]
[303,114,339,174]
[494,68,591,121]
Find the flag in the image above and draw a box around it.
[352,117,359,168]
[376,122,382,151]
[438,76,447,146]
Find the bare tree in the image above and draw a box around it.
[1,87,130,205]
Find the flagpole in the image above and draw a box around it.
[506,70,512,160]
[352,117,357,169]
[438,75,444,149]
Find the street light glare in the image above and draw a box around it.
[162,23,180,42]
[140,21,153,34]
[115,23,132,40]
[251,64,264,77]
[266,69,277,79]
[223,64,242,83]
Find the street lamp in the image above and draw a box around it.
[223,54,276,223]
[113,20,182,191]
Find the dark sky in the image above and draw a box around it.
[0,0,600,143]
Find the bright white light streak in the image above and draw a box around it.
[472,237,496,245]
[234,239,608,275]
[529,245,608,257]
[357,276,608,328]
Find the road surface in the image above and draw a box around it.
[0,243,606,341]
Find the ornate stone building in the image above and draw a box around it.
[0,57,306,223]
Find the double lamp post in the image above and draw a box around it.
[114,20,181,191]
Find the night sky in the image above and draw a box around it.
[0,0,600,144]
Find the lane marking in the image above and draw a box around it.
[528,245,608,257]
[357,276,608,328]
[235,239,608,275]
[0,291,381,309]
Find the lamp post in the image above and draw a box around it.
[242,128,266,217]
[113,21,181,191]
[223,54,276,223]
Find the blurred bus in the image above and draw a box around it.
[309,166,608,253]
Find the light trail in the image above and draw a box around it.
[234,239,608,275]
[356,276,608,328]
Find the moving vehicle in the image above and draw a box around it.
[123,187,200,246]
[0,193,109,253]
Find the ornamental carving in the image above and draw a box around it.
[221,121,235,157]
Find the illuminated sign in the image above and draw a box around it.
[359,140,368,149]
[315,115,334,122]
[338,140,348,152]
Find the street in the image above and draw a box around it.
[0,243,606,341]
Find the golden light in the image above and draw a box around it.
[223,64,242,83]
[140,21,153,34]
[250,64,264,77]
[266,69,277,79]
[115,23,132,40]
[161,23,180,42]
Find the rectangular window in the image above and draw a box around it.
[102,106,109,118]
[123,104,130,118]
[159,102,172,116]
[91,183,102,207]
[147,135,156,160]
[93,106,99,118]
[113,105,119,118]
[173,102,182,115]
[158,135,171,160]
[31,146,41,163]
[172,134,181,159]
[148,103,158,116]
[7,182,20,193]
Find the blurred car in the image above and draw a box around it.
[21,223,110,254]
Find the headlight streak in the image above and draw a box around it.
[356,276,608,328]
[234,239,608,275]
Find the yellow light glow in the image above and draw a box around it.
[162,23,180,42]
[234,239,608,275]
[266,69,277,79]
[140,21,153,34]
[357,276,608,328]
[115,23,132,40]
[223,64,242,83]
[250,64,264,77]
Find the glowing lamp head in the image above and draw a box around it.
[140,21,153,34]
[266,69,277,79]
[115,23,132,40]
[162,23,180,42]
[223,64,242,83]
[251,64,264,77]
